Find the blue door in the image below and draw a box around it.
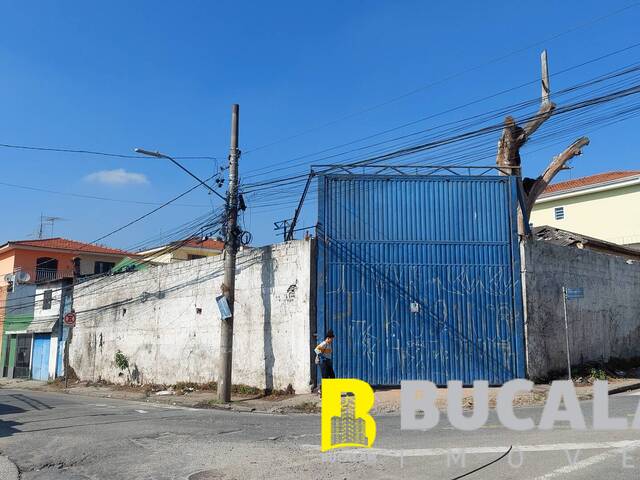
[31,333,50,381]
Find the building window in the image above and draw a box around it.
[43,289,53,310]
[73,257,81,276]
[36,257,58,282]
[94,261,115,274]
[554,206,565,220]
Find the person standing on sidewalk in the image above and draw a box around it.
[315,330,335,394]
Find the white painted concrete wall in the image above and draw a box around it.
[524,240,640,380]
[48,331,58,379]
[33,282,63,328]
[69,240,314,393]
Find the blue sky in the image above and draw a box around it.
[1,1,639,248]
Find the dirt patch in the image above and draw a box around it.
[536,359,640,385]
[175,381,217,394]
[193,399,230,409]
[279,401,320,414]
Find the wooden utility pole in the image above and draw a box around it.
[218,104,240,403]
[496,50,589,230]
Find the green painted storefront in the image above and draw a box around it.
[1,283,37,377]
[0,334,17,373]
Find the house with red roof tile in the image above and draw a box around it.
[0,237,133,380]
[137,237,224,264]
[530,171,640,249]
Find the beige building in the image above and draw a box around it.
[530,171,640,248]
[138,237,224,264]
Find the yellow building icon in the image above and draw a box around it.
[331,394,368,447]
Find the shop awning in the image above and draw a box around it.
[26,316,58,334]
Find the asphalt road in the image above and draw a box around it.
[2,388,640,479]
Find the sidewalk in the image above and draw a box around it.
[0,455,19,480]
[3,377,640,415]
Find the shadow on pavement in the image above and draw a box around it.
[0,392,52,438]
[7,394,52,411]
[0,418,21,438]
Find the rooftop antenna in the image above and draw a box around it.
[38,214,66,238]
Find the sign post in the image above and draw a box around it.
[63,310,76,388]
[562,287,584,381]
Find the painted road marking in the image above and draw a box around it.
[303,440,640,457]
[531,441,640,479]
[135,409,148,414]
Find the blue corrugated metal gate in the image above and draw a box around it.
[317,174,525,386]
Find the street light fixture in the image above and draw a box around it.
[134,148,226,201]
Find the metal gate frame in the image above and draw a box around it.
[316,169,526,386]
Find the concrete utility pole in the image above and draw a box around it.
[218,104,240,403]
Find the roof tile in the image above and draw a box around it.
[544,171,640,195]
[5,237,132,256]
[179,238,224,250]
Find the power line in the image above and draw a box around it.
[7,173,221,291]
[242,66,640,194]
[2,209,226,310]
[88,175,219,247]
[0,181,210,208]
[242,42,640,181]
[0,142,217,160]
[242,79,640,237]
[134,148,227,201]
[242,2,640,154]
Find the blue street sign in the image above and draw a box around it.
[565,287,584,300]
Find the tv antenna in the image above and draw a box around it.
[38,214,66,238]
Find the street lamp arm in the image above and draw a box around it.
[134,147,226,201]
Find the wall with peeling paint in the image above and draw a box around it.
[524,240,640,380]
[69,240,315,393]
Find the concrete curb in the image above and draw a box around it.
[0,454,19,480]
[4,379,639,417]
